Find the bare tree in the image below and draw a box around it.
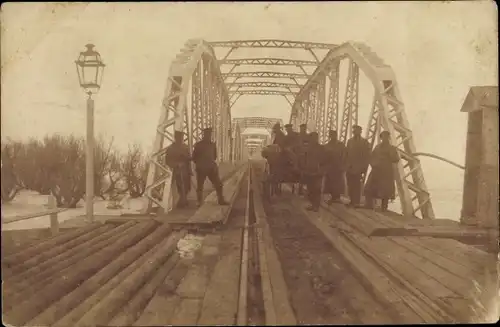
[1,141,24,203]
[93,137,126,200]
[122,144,148,198]
[44,135,86,208]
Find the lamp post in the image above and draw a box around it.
[75,44,105,222]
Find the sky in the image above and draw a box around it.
[1,1,498,202]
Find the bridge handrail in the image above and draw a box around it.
[413,152,465,170]
[1,195,67,235]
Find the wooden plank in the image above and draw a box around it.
[73,230,185,326]
[3,221,159,326]
[291,197,436,323]
[316,205,479,322]
[197,228,243,325]
[29,224,174,326]
[5,223,129,285]
[3,222,140,310]
[251,168,296,325]
[236,166,251,326]
[133,261,191,326]
[50,242,183,327]
[108,254,180,326]
[2,222,104,267]
[362,209,491,270]
[2,208,69,224]
[187,167,246,225]
[3,222,135,298]
[170,299,202,325]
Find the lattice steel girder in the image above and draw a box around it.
[222,71,311,79]
[143,39,232,214]
[339,60,360,143]
[228,81,301,89]
[229,90,296,96]
[290,41,435,219]
[325,62,340,133]
[234,117,283,131]
[219,58,318,66]
[209,39,337,49]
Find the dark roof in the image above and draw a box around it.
[461,86,498,112]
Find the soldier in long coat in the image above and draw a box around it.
[324,130,346,204]
[364,131,400,211]
[164,131,192,208]
[192,128,229,207]
[345,125,371,208]
[303,132,328,212]
[297,123,309,195]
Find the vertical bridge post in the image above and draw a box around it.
[460,86,499,251]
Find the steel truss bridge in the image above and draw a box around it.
[144,39,435,220]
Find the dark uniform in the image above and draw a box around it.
[192,127,228,206]
[345,125,371,207]
[303,132,328,212]
[164,131,192,208]
[324,130,346,203]
[364,131,400,211]
[297,124,309,195]
[272,123,286,147]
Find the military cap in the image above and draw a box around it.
[299,123,307,127]
[352,125,362,131]
[380,130,390,138]
[203,127,213,133]
[284,124,293,128]
[329,129,338,136]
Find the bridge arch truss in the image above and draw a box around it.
[144,39,435,220]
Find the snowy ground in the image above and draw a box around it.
[1,190,145,231]
[1,187,463,231]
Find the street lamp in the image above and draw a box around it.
[75,44,105,222]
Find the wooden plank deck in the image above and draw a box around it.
[288,195,497,323]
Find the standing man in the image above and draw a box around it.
[345,125,371,208]
[303,132,328,212]
[297,123,309,195]
[192,127,229,207]
[283,123,300,170]
[324,130,346,204]
[364,131,400,211]
[164,131,192,208]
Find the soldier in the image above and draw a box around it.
[164,131,192,208]
[272,123,286,147]
[364,131,400,211]
[283,124,300,148]
[324,130,346,204]
[303,132,328,212]
[282,124,300,170]
[297,123,309,195]
[345,125,371,208]
[192,127,229,207]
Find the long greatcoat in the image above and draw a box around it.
[345,136,371,175]
[323,140,346,195]
[364,142,400,200]
[164,142,192,194]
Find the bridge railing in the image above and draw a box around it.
[2,195,68,235]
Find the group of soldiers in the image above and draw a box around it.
[271,122,400,213]
[164,127,229,209]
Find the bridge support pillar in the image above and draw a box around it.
[460,87,498,252]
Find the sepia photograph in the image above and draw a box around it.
[1,1,498,325]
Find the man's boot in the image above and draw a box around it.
[196,189,204,207]
[216,187,229,205]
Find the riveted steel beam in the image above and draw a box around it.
[209,39,337,49]
[219,58,317,66]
